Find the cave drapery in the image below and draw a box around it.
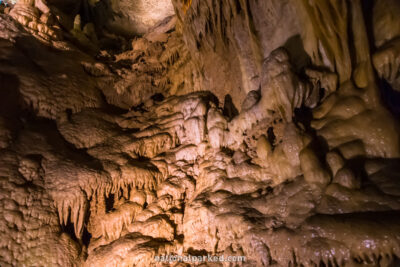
[1,0,400,266]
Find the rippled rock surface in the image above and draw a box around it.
[1,0,400,266]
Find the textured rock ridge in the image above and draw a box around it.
[1,0,400,266]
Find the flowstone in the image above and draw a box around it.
[1,0,400,266]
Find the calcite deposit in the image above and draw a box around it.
[1,0,400,266]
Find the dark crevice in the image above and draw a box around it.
[283,35,312,74]
[82,228,92,247]
[223,94,239,121]
[361,0,376,52]
[62,220,78,242]
[105,193,115,212]
[379,79,400,118]
[267,127,276,150]
[151,93,165,102]
[294,106,329,163]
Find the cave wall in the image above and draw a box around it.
[172,0,302,108]
[171,0,400,111]
[93,0,175,36]
[1,0,400,266]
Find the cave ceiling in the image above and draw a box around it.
[1,0,400,266]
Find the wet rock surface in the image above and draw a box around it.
[1,0,400,266]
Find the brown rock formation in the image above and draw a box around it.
[1,0,400,266]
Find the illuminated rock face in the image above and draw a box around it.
[1,0,400,266]
[98,0,175,36]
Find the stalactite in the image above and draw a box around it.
[1,0,400,266]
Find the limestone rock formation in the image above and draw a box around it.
[94,0,175,36]
[1,0,400,267]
